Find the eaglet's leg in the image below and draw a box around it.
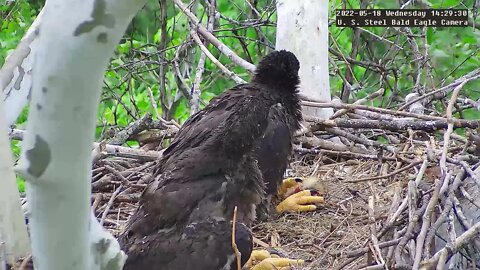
[245,250,304,270]
[276,177,325,213]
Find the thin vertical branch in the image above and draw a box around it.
[190,0,216,115]
[231,206,241,270]
[158,0,169,118]
[440,79,470,174]
[412,178,441,269]
[368,196,385,266]
[340,0,365,103]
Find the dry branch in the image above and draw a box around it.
[399,68,480,111]
[191,0,217,115]
[10,128,162,161]
[303,101,476,123]
[309,118,480,132]
[323,127,395,152]
[173,0,255,72]
[330,88,385,119]
[348,160,423,183]
[421,222,480,268]
[108,113,154,145]
[190,30,245,84]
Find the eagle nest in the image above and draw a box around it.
[12,108,480,270]
[25,115,473,270]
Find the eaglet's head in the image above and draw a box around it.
[252,50,300,91]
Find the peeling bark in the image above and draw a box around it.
[0,8,44,126]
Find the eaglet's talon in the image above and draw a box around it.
[251,257,304,270]
[276,190,324,214]
[245,250,272,268]
[247,249,304,270]
[278,177,303,197]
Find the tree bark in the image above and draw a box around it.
[0,8,44,126]
[0,93,30,265]
[275,0,333,119]
[14,0,146,269]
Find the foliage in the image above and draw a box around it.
[1,0,480,193]
[0,1,38,66]
[329,0,479,110]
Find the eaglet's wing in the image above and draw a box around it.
[121,174,223,237]
[256,104,292,196]
[121,220,252,270]
[161,84,257,161]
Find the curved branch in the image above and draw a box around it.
[173,0,256,72]
[190,0,217,115]
[0,8,44,126]
[190,30,246,84]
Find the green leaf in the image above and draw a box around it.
[17,177,25,193]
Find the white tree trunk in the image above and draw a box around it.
[15,0,146,269]
[275,0,333,119]
[0,93,30,265]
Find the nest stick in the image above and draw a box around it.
[368,196,385,265]
[422,222,480,267]
[440,79,470,174]
[146,87,162,120]
[99,184,123,226]
[18,254,32,270]
[330,88,385,119]
[412,178,441,269]
[348,160,422,183]
[231,206,242,270]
